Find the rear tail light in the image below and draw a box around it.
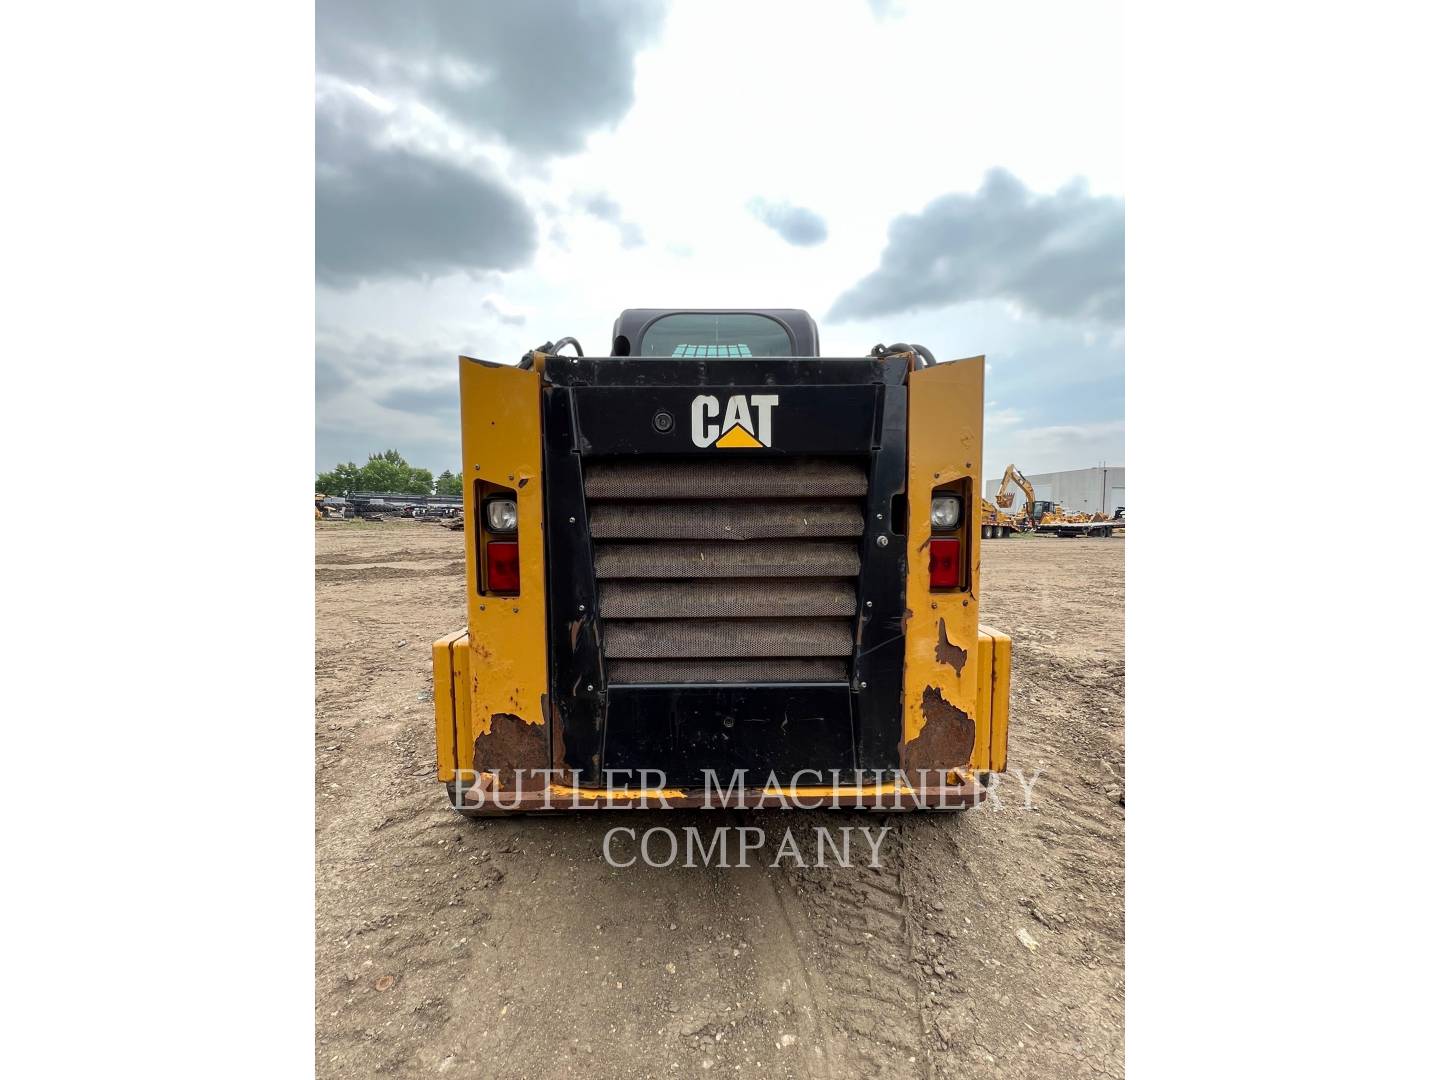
[929,537,960,588]
[486,541,520,594]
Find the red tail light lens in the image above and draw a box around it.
[486,541,520,594]
[929,537,960,588]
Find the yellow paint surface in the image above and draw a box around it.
[975,629,994,770]
[432,630,471,782]
[763,782,912,797]
[980,624,1012,772]
[902,356,987,768]
[550,785,690,801]
[432,352,1009,788]
[459,357,549,744]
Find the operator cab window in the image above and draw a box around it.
[639,313,793,358]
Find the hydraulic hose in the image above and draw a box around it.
[870,342,935,367]
[520,336,584,368]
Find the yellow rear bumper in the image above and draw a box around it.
[977,624,1012,774]
[433,625,1011,803]
[432,630,471,784]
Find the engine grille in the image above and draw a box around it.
[585,458,866,684]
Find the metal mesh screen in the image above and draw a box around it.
[589,501,864,541]
[594,541,860,580]
[602,618,853,659]
[586,457,867,684]
[607,658,847,684]
[598,579,856,619]
[585,458,867,500]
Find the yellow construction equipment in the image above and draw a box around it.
[992,463,1037,524]
[432,310,1012,814]
[315,493,348,520]
[980,498,1019,539]
[991,464,1120,538]
[1043,505,1121,538]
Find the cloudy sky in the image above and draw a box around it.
[316,0,1123,482]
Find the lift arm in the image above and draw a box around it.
[993,464,1036,520]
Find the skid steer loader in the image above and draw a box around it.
[433,309,1011,813]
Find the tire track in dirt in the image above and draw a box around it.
[769,813,933,1078]
[318,547,467,566]
[763,871,839,1079]
[317,562,466,583]
[409,810,854,1077]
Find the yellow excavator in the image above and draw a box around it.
[993,464,1037,527]
[995,464,1119,537]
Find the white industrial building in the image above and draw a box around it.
[984,465,1125,517]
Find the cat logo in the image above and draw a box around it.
[690,393,779,448]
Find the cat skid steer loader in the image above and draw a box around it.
[433,309,1012,814]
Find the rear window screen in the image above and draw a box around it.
[639,313,793,357]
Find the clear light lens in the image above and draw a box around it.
[485,498,518,533]
[930,495,960,530]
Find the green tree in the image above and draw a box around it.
[434,469,463,498]
[316,461,360,495]
[317,450,435,495]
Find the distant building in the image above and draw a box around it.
[985,465,1125,516]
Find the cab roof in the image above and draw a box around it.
[610,308,819,357]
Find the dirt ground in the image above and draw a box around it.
[316,521,1124,1079]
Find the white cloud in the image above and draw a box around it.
[830,169,1123,325]
[986,420,1125,478]
[315,0,1124,475]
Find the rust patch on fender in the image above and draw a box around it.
[474,712,547,789]
[902,686,976,771]
[545,693,570,775]
[934,617,968,675]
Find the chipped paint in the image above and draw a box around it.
[473,712,548,788]
[760,781,913,798]
[550,785,689,801]
[458,357,550,754]
[902,357,986,769]
[934,616,968,676]
[544,691,567,768]
[434,350,1012,806]
[902,686,976,772]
